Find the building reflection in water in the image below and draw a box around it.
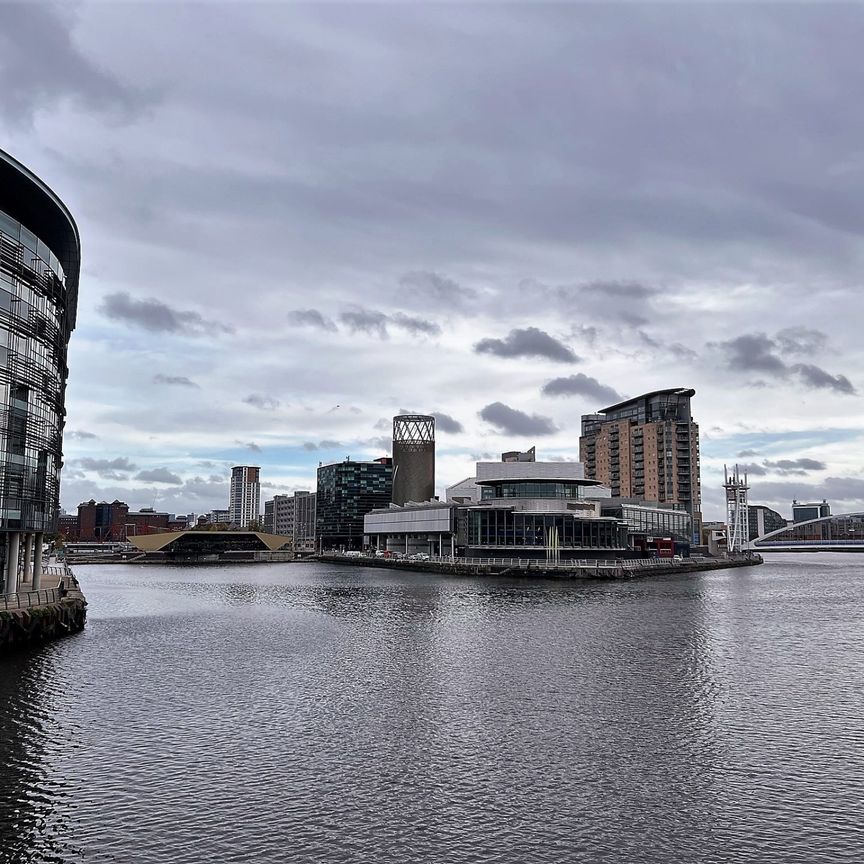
[0,647,81,862]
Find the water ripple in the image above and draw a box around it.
[2,554,864,862]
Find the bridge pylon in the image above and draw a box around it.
[724,464,750,555]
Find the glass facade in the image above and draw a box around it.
[468,509,626,551]
[600,503,692,543]
[480,481,587,500]
[754,514,864,547]
[316,459,393,550]
[0,201,76,535]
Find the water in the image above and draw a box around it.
[1,555,863,863]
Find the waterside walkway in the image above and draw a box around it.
[318,553,763,580]
[0,564,87,651]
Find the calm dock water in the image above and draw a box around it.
[2,555,862,863]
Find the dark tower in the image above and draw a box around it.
[392,415,435,505]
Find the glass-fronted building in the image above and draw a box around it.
[754,513,864,548]
[467,460,627,559]
[596,501,692,555]
[0,150,79,592]
[316,458,393,551]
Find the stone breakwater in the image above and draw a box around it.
[317,554,762,580]
[0,577,87,653]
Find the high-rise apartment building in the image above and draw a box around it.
[1,150,80,592]
[229,465,260,528]
[580,388,701,542]
[316,458,392,550]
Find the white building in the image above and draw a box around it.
[229,465,261,528]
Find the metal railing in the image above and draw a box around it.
[330,552,695,572]
[1,582,64,611]
[0,563,76,611]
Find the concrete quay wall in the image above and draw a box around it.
[0,597,87,653]
[0,574,87,654]
[317,554,762,580]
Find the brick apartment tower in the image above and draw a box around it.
[580,388,702,542]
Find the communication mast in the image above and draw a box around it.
[724,464,750,555]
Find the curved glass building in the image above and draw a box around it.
[0,149,79,592]
[467,459,628,558]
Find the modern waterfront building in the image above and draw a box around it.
[364,500,458,557]
[446,477,481,504]
[748,504,787,540]
[262,490,317,551]
[580,387,702,543]
[592,499,692,556]
[229,465,260,528]
[753,512,864,549]
[368,452,625,559]
[392,414,435,505]
[792,500,830,524]
[0,150,80,592]
[316,457,392,550]
[466,456,626,558]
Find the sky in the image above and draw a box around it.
[2,1,863,521]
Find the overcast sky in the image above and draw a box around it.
[3,2,863,521]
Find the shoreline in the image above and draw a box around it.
[315,553,763,580]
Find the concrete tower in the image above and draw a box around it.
[392,415,435,505]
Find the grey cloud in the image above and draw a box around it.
[339,308,390,339]
[542,373,622,404]
[792,364,856,395]
[475,327,578,363]
[154,374,199,388]
[100,292,234,336]
[763,458,826,475]
[737,463,768,476]
[235,440,262,453]
[302,440,342,451]
[243,393,281,410]
[479,402,558,436]
[528,281,658,327]
[433,412,464,434]
[718,333,787,375]
[750,477,864,510]
[776,327,828,356]
[0,4,149,124]
[77,457,137,476]
[288,308,338,332]
[366,436,392,453]
[390,313,442,337]
[338,308,440,339]
[571,325,599,347]
[66,430,99,440]
[135,468,183,485]
[398,271,478,311]
[737,449,760,458]
[639,331,698,361]
[718,333,854,393]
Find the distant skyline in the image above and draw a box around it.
[3,2,863,521]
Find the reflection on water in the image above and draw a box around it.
[2,556,864,862]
